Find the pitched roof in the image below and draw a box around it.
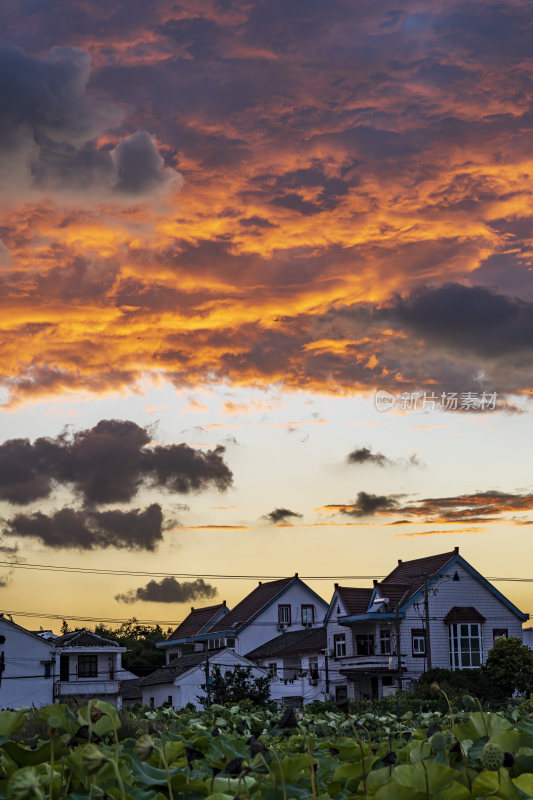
[53,629,121,648]
[209,577,297,634]
[335,586,373,615]
[381,549,458,603]
[444,606,486,624]
[373,582,411,608]
[121,678,143,701]
[246,627,326,660]
[166,603,228,641]
[138,652,208,686]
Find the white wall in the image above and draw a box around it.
[0,618,55,709]
[401,561,524,681]
[142,651,269,710]
[234,584,327,656]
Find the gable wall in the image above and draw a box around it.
[401,561,524,681]
[0,618,55,709]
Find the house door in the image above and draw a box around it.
[370,676,379,699]
[60,655,69,681]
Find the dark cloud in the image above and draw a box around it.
[0,45,181,201]
[114,576,217,604]
[385,283,533,357]
[323,491,401,518]
[264,507,303,524]
[3,504,164,550]
[347,447,390,467]
[0,419,233,506]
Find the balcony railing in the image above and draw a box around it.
[55,680,120,696]
[334,654,405,671]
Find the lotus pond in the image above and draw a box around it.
[2,696,533,799]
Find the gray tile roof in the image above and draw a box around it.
[246,627,326,660]
[138,652,208,687]
[53,629,120,648]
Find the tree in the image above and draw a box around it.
[92,619,171,677]
[199,664,271,707]
[485,637,533,697]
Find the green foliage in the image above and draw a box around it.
[3,694,533,797]
[93,618,171,676]
[199,664,271,707]
[485,636,533,697]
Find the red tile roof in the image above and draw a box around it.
[335,586,373,615]
[373,582,411,608]
[381,549,458,603]
[166,603,228,641]
[209,577,296,633]
[444,606,486,624]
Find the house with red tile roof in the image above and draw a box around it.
[143,574,328,708]
[325,547,528,704]
[157,602,230,664]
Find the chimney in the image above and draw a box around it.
[258,581,262,585]
[373,579,378,586]
[398,559,402,565]
[334,582,339,588]
[454,546,459,554]
[294,572,298,578]
[222,600,226,606]
[190,607,194,612]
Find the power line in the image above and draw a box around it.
[0,559,532,582]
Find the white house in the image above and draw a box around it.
[53,629,127,708]
[157,602,230,663]
[246,626,326,706]
[0,615,56,708]
[139,649,268,709]
[195,574,328,656]
[326,547,529,703]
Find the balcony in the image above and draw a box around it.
[334,654,405,673]
[55,680,120,697]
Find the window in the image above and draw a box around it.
[356,634,375,656]
[43,662,52,679]
[335,685,348,703]
[278,605,291,625]
[382,676,394,687]
[308,657,319,679]
[167,696,173,706]
[380,630,391,655]
[302,605,314,624]
[493,628,508,641]
[169,653,180,662]
[208,637,224,650]
[149,697,155,709]
[334,633,346,657]
[268,663,277,677]
[225,637,236,648]
[412,629,426,657]
[78,655,98,678]
[449,623,482,668]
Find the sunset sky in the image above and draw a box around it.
[1,0,533,631]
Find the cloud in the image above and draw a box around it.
[114,576,217,604]
[3,504,164,550]
[0,419,233,506]
[0,45,181,202]
[263,507,303,524]
[324,491,401,518]
[347,447,390,466]
[322,488,533,524]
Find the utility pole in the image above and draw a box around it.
[394,607,402,691]
[205,651,211,707]
[423,575,432,671]
[322,649,329,698]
